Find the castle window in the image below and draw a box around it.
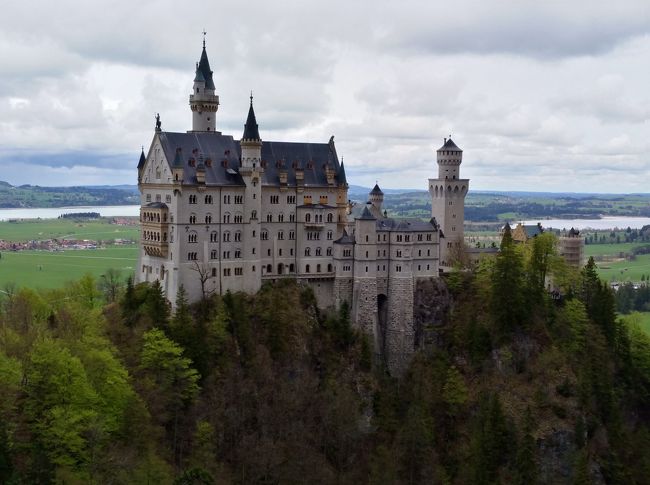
[205,195,212,204]
[223,231,230,242]
[418,249,422,256]
[418,265,421,271]
[289,231,295,240]
[212,268,217,277]
[405,235,410,242]
[189,214,197,224]
[289,213,295,222]
[305,264,310,273]
[427,264,430,270]
[210,250,218,259]
[223,251,230,259]
[235,195,243,204]
[278,213,284,222]
[235,231,242,242]
[365,266,368,273]
[270,195,279,204]
[146,194,151,202]
[223,268,231,276]
[396,250,402,257]
[187,252,198,261]
[305,247,311,256]
[366,251,369,257]
[234,214,243,223]
[328,264,332,272]
[268,249,271,256]
[235,250,241,258]
[396,265,402,272]
[188,232,198,243]
[251,210,257,219]
[316,247,322,256]
[278,231,284,240]
[235,267,243,276]
[427,249,431,256]
[426,234,432,241]
[278,248,282,256]
[224,195,230,204]
[252,265,256,272]
[267,214,273,222]
[166,195,172,203]
[287,195,296,204]
[261,230,268,240]
[305,213,311,223]
[327,213,333,223]
[327,247,332,256]
[205,214,212,224]
[189,195,197,204]
[223,212,231,223]
[289,263,295,273]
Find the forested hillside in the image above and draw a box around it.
[0,182,138,208]
[1,232,650,483]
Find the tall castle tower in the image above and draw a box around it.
[189,37,219,132]
[429,138,469,267]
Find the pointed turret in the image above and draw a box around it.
[137,148,146,170]
[189,37,219,132]
[368,183,384,219]
[337,160,347,185]
[240,94,262,171]
[242,96,261,141]
[196,44,216,91]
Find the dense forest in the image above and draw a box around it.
[1,231,650,484]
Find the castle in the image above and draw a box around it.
[136,41,468,373]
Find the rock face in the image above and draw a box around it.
[413,277,451,349]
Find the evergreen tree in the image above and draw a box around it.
[514,407,538,485]
[491,224,526,336]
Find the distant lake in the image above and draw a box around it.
[0,205,141,221]
[520,217,650,231]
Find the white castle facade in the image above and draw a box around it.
[136,43,469,373]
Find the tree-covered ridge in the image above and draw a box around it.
[0,234,650,483]
[0,182,138,208]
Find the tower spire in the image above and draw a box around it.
[242,95,261,141]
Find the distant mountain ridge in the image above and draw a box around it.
[0,181,139,208]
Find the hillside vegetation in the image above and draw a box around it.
[0,232,649,483]
[0,182,138,208]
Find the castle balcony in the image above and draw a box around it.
[143,240,168,258]
[304,221,324,229]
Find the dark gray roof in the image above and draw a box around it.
[568,227,579,237]
[242,99,260,141]
[334,229,355,244]
[144,202,168,209]
[370,183,383,195]
[358,206,376,220]
[137,149,146,170]
[196,46,215,90]
[193,67,205,83]
[377,218,437,232]
[337,161,347,185]
[157,131,344,187]
[438,137,462,152]
[521,223,544,238]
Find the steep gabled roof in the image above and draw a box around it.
[337,160,347,185]
[334,229,355,244]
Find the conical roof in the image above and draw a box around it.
[137,149,146,170]
[337,161,347,185]
[370,183,383,195]
[242,97,261,141]
[438,137,462,152]
[358,206,376,220]
[197,46,215,90]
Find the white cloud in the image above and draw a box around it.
[0,0,648,192]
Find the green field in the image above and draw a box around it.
[0,247,138,289]
[596,254,650,283]
[0,218,139,242]
[585,242,649,258]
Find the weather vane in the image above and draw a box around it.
[202,29,207,47]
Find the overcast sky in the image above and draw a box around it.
[1,0,648,192]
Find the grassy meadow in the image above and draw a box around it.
[0,218,139,242]
[0,218,139,289]
[0,247,139,289]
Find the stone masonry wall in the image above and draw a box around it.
[385,276,415,376]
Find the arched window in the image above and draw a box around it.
[327,213,333,223]
[189,213,197,224]
[305,264,310,273]
[210,231,218,242]
[316,247,321,256]
[305,247,311,256]
[251,210,257,219]
[266,264,272,273]
[305,213,311,223]
[317,264,321,273]
[205,213,212,224]
[289,263,295,273]
[278,263,284,274]
[327,263,332,272]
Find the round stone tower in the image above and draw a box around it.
[428,138,469,268]
[189,37,219,132]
